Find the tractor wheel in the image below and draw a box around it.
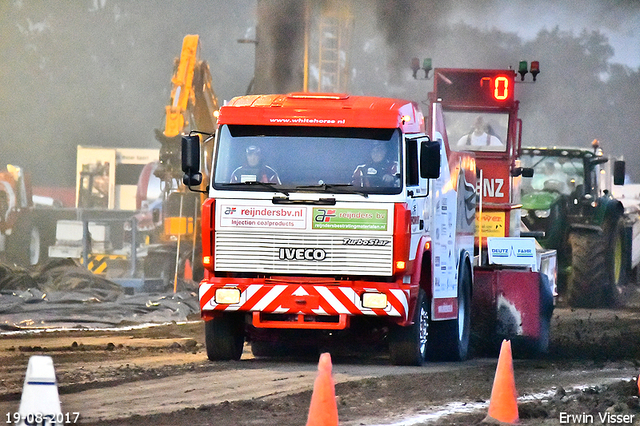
[428,262,472,361]
[204,314,245,361]
[389,288,429,366]
[567,217,627,308]
[567,230,606,307]
[602,216,628,306]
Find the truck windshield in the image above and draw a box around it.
[444,111,509,152]
[213,125,403,195]
[520,154,585,196]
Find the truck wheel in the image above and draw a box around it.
[428,263,472,361]
[536,273,553,354]
[6,215,42,267]
[389,289,429,366]
[204,314,245,361]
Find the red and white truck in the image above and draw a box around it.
[182,70,555,364]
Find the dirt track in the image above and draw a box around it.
[2,303,640,425]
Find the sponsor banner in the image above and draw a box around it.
[475,211,506,237]
[312,208,388,231]
[432,297,458,320]
[487,237,538,270]
[219,203,307,229]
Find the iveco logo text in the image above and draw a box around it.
[278,248,327,261]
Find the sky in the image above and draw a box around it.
[449,0,640,68]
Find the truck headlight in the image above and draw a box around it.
[215,288,241,304]
[535,209,551,218]
[362,292,387,309]
[521,209,529,218]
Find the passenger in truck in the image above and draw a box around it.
[351,142,399,188]
[230,145,281,184]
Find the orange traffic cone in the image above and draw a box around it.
[306,352,339,426]
[184,258,193,281]
[483,340,519,424]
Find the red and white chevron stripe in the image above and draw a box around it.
[199,282,409,320]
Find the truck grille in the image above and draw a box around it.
[214,231,393,276]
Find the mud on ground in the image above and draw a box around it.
[3,260,640,425]
[0,304,639,425]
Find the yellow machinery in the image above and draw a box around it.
[146,34,220,291]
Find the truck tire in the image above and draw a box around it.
[428,262,472,361]
[536,273,553,354]
[204,314,245,361]
[389,288,429,366]
[567,217,627,308]
[6,215,42,267]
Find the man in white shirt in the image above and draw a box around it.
[457,116,502,147]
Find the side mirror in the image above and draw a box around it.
[420,140,440,179]
[589,156,608,167]
[182,135,203,187]
[510,167,534,178]
[613,160,625,186]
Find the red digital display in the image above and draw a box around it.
[434,69,516,108]
[493,76,510,100]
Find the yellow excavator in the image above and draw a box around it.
[140,34,220,291]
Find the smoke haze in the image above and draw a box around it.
[1,0,639,188]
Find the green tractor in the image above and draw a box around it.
[520,142,630,308]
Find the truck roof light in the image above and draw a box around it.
[422,58,432,78]
[288,93,349,100]
[518,61,528,81]
[411,58,421,79]
[410,57,432,79]
[530,61,540,81]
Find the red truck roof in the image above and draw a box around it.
[218,93,425,133]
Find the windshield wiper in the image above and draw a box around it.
[295,183,368,198]
[296,182,351,190]
[222,181,289,196]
